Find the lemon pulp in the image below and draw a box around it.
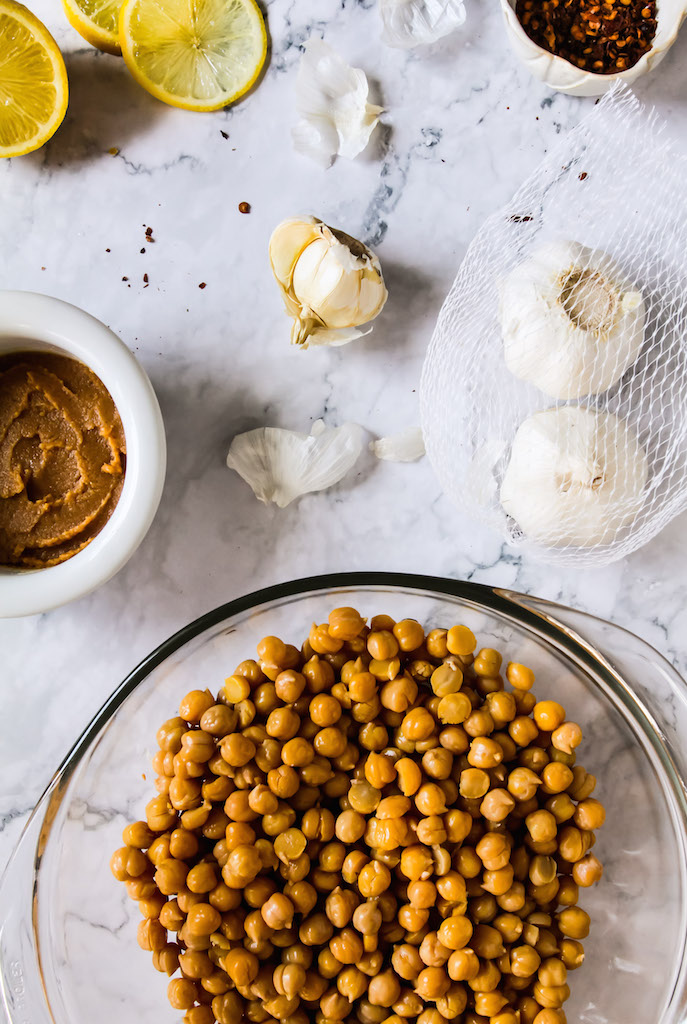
[120,0,267,111]
[0,0,68,157]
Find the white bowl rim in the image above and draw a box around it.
[0,290,166,617]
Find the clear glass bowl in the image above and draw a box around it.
[2,573,687,1024]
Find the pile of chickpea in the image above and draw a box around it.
[111,607,605,1024]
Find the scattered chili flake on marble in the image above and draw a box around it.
[105,248,111,252]
[143,273,149,287]
[140,247,146,254]
[199,282,207,289]
[221,130,229,139]
[239,202,251,214]
[122,276,129,281]
[515,0,657,74]
[579,171,588,180]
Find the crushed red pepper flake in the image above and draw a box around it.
[579,171,588,180]
[515,0,657,74]
[198,282,207,289]
[143,273,149,287]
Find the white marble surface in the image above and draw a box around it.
[2,0,687,877]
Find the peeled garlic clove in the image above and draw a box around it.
[226,420,365,508]
[499,240,645,399]
[292,39,384,168]
[370,426,425,462]
[380,0,466,49]
[269,217,388,348]
[500,406,648,548]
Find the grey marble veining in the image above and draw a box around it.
[2,0,687,877]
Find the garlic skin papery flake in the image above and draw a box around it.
[269,217,388,348]
[380,0,466,49]
[500,406,648,548]
[370,426,425,462]
[226,420,365,508]
[499,240,645,399]
[292,39,383,168]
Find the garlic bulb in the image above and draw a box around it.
[500,406,648,548]
[269,217,388,348]
[380,0,466,49]
[292,39,383,168]
[370,426,425,462]
[500,240,645,400]
[226,420,364,508]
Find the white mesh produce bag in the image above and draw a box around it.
[421,87,687,568]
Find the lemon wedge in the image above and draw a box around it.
[119,0,267,112]
[62,0,122,55]
[0,0,68,157]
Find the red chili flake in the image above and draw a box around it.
[105,248,111,253]
[199,282,207,289]
[122,276,129,281]
[515,0,657,74]
[145,226,153,237]
[239,202,251,214]
[509,214,533,223]
[140,247,146,254]
[143,273,149,287]
[579,172,588,181]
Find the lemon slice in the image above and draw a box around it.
[119,0,267,112]
[0,0,68,158]
[62,0,122,55]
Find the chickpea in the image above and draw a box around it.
[511,945,542,978]
[467,737,504,769]
[335,809,367,843]
[367,630,400,660]
[363,751,397,789]
[437,692,472,725]
[551,722,583,755]
[480,789,516,823]
[415,966,450,1000]
[573,798,606,831]
[524,809,557,844]
[572,853,603,887]
[168,978,199,1010]
[556,907,590,939]
[327,606,366,640]
[568,766,596,801]
[445,624,476,656]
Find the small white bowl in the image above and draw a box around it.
[501,0,687,97]
[0,291,166,617]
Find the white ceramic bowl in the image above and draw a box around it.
[501,0,687,96]
[0,291,166,617]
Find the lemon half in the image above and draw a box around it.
[62,0,122,55]
[119,0,267,112]
[0,0,68,157]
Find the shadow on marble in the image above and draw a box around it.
[26,49,169,168]
[365,257,444,356]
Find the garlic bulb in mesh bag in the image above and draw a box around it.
[500,240,645,399]
[500,406,648,548]
[270,217,388,347]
